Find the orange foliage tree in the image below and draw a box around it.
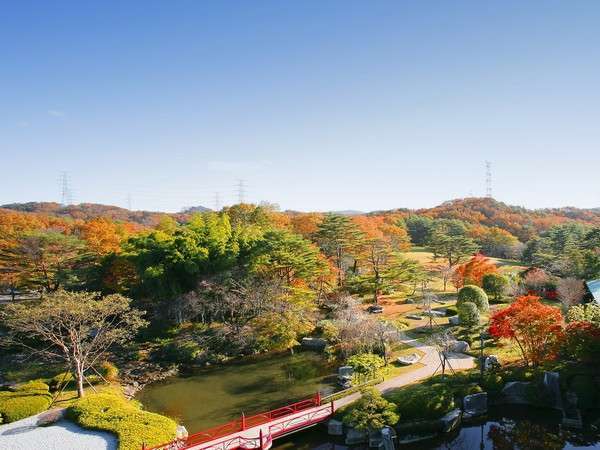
[452,254,497,289]
[488,295,563,365]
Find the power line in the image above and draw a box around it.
[59,171,73,206]
[213,192,221,211]
[485,161,493,198]
[236,179,246,204]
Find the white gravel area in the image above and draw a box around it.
[0,413,117,450]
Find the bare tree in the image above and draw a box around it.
[557,277,586,312]
[1,290,146,397]
[428,330,457,378]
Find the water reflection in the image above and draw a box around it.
[272,406,600,450]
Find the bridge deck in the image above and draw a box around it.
[187,403,334,450]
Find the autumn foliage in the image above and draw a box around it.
[452,254,497,289]
[488,295,563,365]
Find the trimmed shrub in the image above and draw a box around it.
[384,384,455,420]
[458,302,480,329]
[457,285,489,312]
[67,389,177,450]
[482,273,508,302]
[343,388,399,431]
[0,381,52,423]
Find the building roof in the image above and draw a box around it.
[586,279,600,301]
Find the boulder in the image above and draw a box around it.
[176,425,189,439]
[462,392,487,420]
[345,427,368,445]
[451,341,470,353]
[406,314,422,320]
[327,419,344,436]
[423,310,445,318]
[301,337,327,351]
[484,355,500,371]
[500,381,532,405]
[405,298,415,304]
[448,315,460,326]
[397,353,421,365]
[440,409,462,433]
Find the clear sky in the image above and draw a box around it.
[1,1,599,212]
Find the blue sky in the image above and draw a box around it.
[1,1,599,212]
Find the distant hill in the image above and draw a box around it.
[0,202,174,226]
[327,210,366,216]
[181,205,212,214]
[385,198,600,241]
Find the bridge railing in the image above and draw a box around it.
[144,394,322,450]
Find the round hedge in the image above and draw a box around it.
[458,302,480,328]
[457,285,489,312]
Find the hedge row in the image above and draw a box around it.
[66,389,177,450]
[0,381,53,423]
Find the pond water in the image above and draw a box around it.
[137,351,336,432]
[271,406,600,449]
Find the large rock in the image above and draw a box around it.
[327,419,344,436]
[406,314,423,320]
[397,353,421,365]
[440,409,462,433]
[462,392,487,420]
[448,315,460,325]
[451,341,470,353]
[484,355,500,371]
[345,427,368,445]
[176,425,188,439]
[301,337,327,351]
[423,310,445,318]
[500,381,532,405]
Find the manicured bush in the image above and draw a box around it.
[482,273,508,302]
[347,353,385,380]
[457,285,489,312]
[67,389,177,450]
[384,384,455,420]
[343,388,399,431]
[0,381,52,423]
[458,302,480,329]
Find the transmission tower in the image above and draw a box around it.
[485,161,492,198]
[236,179,246,204]
[126,193,132,210]
[213,192,221,211]
[59,172,73,206]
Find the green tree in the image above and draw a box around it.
[347,353,385,380]
[314,214,362,286]
[250,229,325,284]
[343,388,399,431]
[458,301,480,329]
[404,215,434,246]
[2,290,146,398]
[482,273,509,302]
[457,285,489,312]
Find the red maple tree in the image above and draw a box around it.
[488,295,563,365]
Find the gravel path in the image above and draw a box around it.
[0,412,117,450]
[334,334,475,409]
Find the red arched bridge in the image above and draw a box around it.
[143,393,335,450]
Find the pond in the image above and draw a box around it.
[136,351,336,432]
[271,406,600,449]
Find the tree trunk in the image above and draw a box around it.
[75,362,85,398]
